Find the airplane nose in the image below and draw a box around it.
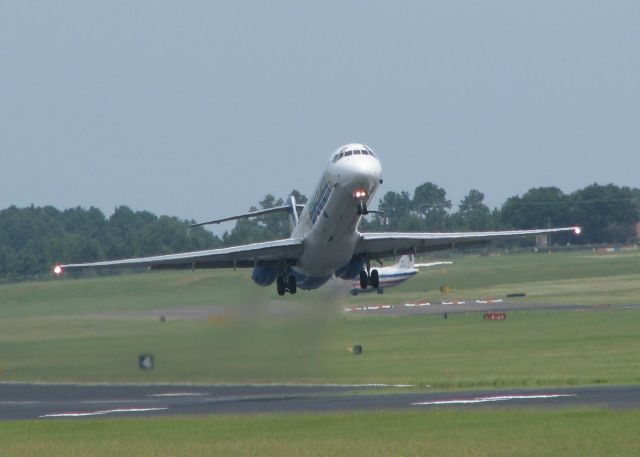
[340,157,382,189]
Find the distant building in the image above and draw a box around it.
[535,234,549,248]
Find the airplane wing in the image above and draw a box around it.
[355,227,581,259]
[55,238,304,273]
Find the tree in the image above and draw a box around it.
[290,189,308,204]
[377,191,412,228]
[501,187,569,229]
[411,182,451,230]
[456,189,492,230]
[569,184,638,244]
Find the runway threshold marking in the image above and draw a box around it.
[39,407,169,418]
[412,393,576,406]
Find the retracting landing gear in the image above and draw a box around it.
[276,275,297,296]
[359,265,380,290]
[359,270,368,289]
[288,275,297,294]
[354,189,369,215]
[357,202,368,215]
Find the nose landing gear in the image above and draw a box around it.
[357,201,368,215]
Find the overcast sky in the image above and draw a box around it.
[2,1,638,233]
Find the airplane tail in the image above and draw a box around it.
[397,254,415,269]
[287,194,299,233]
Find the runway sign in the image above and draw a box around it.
[139,354,154,370]
[484,312,507,320]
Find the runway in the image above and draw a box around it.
[345,300,640,316]
[1,383,639,420]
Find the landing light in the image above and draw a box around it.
[53,265,63,276]
[574,227,582,235]
[353,189,368,199]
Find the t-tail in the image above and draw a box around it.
[287,194,299,233]
[397,254,415,269]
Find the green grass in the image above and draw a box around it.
[1,409,639,456]
[0,249,639,386]
[1,250,639,320]
[0,308,639,386]
[351,249,640,306]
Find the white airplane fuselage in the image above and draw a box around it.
[252,144,382,290]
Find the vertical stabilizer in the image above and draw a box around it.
[397,254,415,269]
[287,194,299,233]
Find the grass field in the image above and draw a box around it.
[0,249,639,386]
[1,409,639,456]
[1,249,639,456]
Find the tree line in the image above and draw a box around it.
[1,183,638,280]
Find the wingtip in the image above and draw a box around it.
[53,264,64,276]
[574,226,582,235]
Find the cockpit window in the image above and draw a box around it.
[333,148,376,162]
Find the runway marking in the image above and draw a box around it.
[39,407,168,418]
[412,393,576,406]
[148,392,206,397]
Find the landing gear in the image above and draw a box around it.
[276,275,297,296]
[357,202,368,215]
[276,276,286,296]
[288,275,297,294]
[370,269,379,289]
[359,268,380,290]
[359,270,368,290]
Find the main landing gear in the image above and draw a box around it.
[276,275,297,296]
[359,268,379,290]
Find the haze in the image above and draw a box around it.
[2,1,638,234]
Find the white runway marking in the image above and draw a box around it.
[148,392,206,397]
[412,393,576,406]
[40,407,168,418]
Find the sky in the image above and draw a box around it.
[2,1,639,234]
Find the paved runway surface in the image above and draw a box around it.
[1,383,639,420]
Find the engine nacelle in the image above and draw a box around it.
[251,266,278,286]
[335,257,364,280]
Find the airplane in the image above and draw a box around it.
[349,255,452,295]
[53,143,581,296]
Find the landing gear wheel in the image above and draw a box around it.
[357,202,368,215]
[359,270,368,289]
[288,275,297,294]
[370,269,380,289]
[276,276,286,296]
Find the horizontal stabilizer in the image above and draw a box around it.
[190,204,305,227]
